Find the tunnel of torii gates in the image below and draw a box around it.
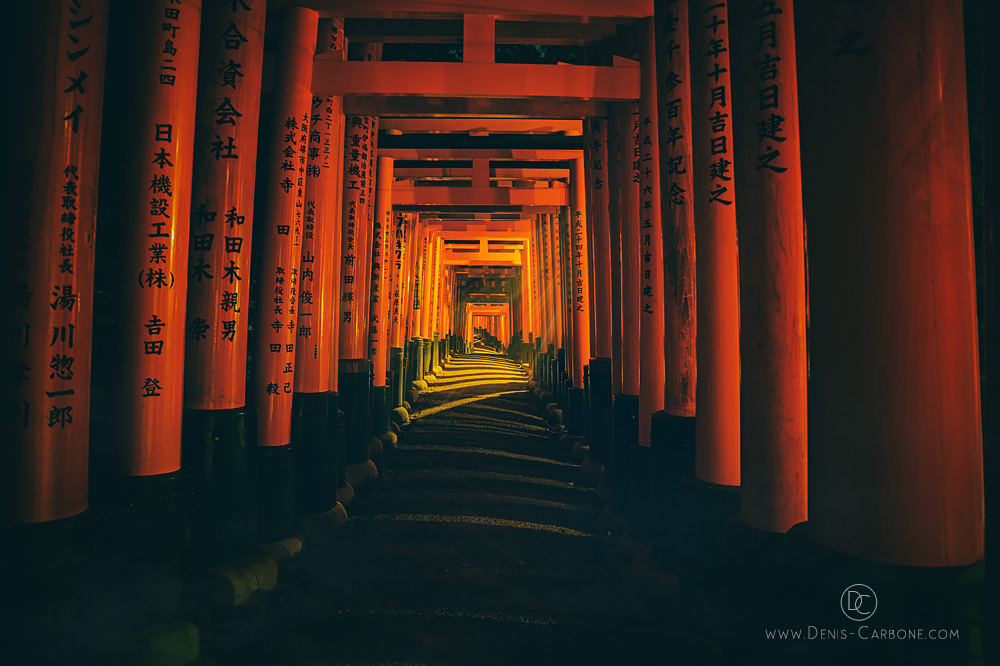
[2,0,998,607]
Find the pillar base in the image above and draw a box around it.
[182,406,256,566]
[291,392,337,516]
[296,502,348,537]
[649,412,696,573]
[626,443,651,546]
[337,482,355,507]
[611,394,639,515]
[339,358,372,469]
[566,387,586,436]
[345,458,378,488]
[390,406,410,426]
[257,444,296,544]
[586,358,613,465]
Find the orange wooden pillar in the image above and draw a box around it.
[3,0,108,526]
[291,92,345,518]
[389,212,410,413]
[428,235,444,373]
[338,114,377,488]
[106,2,200,545]
[798,1,983,567]
[566,158,591,436]
[584,119,614,469]
[250,7,316,542]
[730,0,807,533]
[182,0,266,561]
[606,110,626,398]
[609,98,643,519]
[689,0,740,494]
[558,207,575,402]
[655,0,697,424]
[369,157,394,447]
[626,16,667,547]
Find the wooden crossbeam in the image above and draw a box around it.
[392,184,568,206]
[313,61,639,100]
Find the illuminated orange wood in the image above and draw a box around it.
[568,157,592,388]
[586,118,613,359]
[116,0,201,474]
[606,110,625,396]
[637,17,666,447]
[251,7,317,447]
[338,116,376,359]
[271,0,653,19]
[655,0,696,418]
[690,0,740,486]
[185,0,265,410]
[731,0,807,532]
[799,0,983,566]
[3,0,108,522]
[294,95,344,394]
[390,212,411,348]
[312,61,639,100]
[369,157,394,387]
[361,113,380,353]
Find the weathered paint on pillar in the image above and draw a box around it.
[251,7,315,447]
[390,212,410,348]
[368,157,394,387]
[559,208,575,380]
[3,0,108,523]
[569,157,593,387]
[690,0,740,486]
[545,214,562,349]
[637,16,666,446]
[338,116,375,359]
[655,0,697,418]
[294,95,343,393]
[799,0,983,566]
[185,0,265,410]
[606,109,625,396]
[361,115,380,341]
[117,0,201,475]
[586,119,613,359]
[617,100,642,397]
[730,0,807,532]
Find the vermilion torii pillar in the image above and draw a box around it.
[636,17,666,450]
[291,93,345,518]
[3,0,108,525]
[369,157,395,449]
[626,16,666,547]
[183,0,266,561]
[730,0,807,533]
[251,6,316,543]
[606,109,626,398]
[655,0,697,421]
[690,0,740,488]
[338,113,377,488]
[799,1,984,567]
[584,118,613,468]
[389,212,410,416]
[114,2,200,490]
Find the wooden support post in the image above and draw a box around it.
[463,15,496,63]
[369,157,394,447]
[799,0,983,567]
[183,0,266,561]
[636,17,666,449]
[338,111,377,488]
[690,0,740,487]
[113,1,201,487]
[251,7,317,542]
[730,0,807,533]
[290,92,345,517]
[3,0,108,524]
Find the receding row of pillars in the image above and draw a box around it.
[4,1,478,563]
[3,0,992,577]
[524,0,986,572]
